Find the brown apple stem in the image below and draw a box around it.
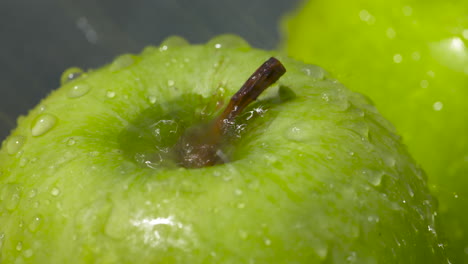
[176,57,286,168]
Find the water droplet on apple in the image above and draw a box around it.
[19,157,29,168]
[1,183,23,211]
[239,230,248,240]
[67,83,91,98]
[24,249,33,258]
[31,114,57,137]
[147,95,157,104]
[207,34,251,50]
[66,138,76,146]
[16,241,23,251]
[6,135,25,155]
[433,101,444,111]
[234,189,243,196]
[167,79,175,86]
[28,188,37,198]
[366,170,384,186]
[106,90,116,98]
[151,119,179,142]
[50,187,61,197]
[346,251,357,263]
[237,203,245,209]
[28,215,43,232]
[109,54,135,72]
[159,36,189,52]
[0,232,4,251]
[393,53,403,63]
[60,67,84,85]
[264,238,272,246]
[301,64,326,79]
[321,93,330,102]
[284,123,313,142]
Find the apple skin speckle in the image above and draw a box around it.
[0,35,447,263]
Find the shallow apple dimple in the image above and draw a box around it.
[31,114,57,137]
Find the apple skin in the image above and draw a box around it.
[283,0,468,261]
[0,35,448,263]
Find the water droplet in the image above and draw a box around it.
[433,101,443,111]
[151,119,178,142]
[60,67,84,85]
[109,54,135,72]
[284,123,313,142]
[420,80,429,88]
[148,95,157,104]
[28,215,43,232]
[167,80,175,86]
[207,34,251,50]
[106,90,116,98]
[264,238,272,246]
[1,183,23,211]
[6,135,25,155]
[321,93,330,102]
[50,187,61,197]
[31,114,57,137]
[24,249,33,258]
[411,51,421,61]
[366,170,384,186]
[393,54,403,63]
[19,157,29,168]
[237,203,245,209]
[402,6,413,16]
[386,27,396,39]
[159,36,189,51]
[301,64,326,79]
[234,189,243,196]
[359,9,375,24]
[239,230,248,240]
[16,241,23,251]
[66,138,76,146]
[0,232,5,250]
[28,189,37,198]
[67,83,91,98]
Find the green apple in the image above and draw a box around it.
[0,35,448,263]
[282,0,468,261]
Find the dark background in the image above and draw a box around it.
[0,0,301,141]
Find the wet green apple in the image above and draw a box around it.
[0,35,448,263]
[283,0,468,261]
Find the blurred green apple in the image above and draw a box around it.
[283,0,468,261]
[0,35,448,263]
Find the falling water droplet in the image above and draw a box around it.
[6,135,25,155]
[31,114,57,137]
[28,215,43,232]
[67,83,91,98]
[207,34,251,50]
[159,36,189,51]
[60,67,84,85]
[109,54,135,72]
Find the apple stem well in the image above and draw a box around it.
[175,57,286,168]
